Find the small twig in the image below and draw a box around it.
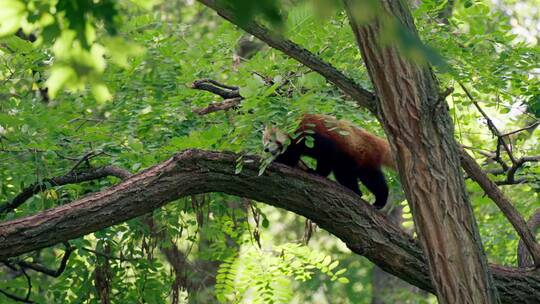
[495,178,536,186]
[461,145,496,160]
[192,97,243,115]
[93,243,112,304]
[69,151,98,172]
[500,121,540,138]
[16,242,72,277]
[0,165,131,215]
[68,117,120,124]
[251,71,274,85]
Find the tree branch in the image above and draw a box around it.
[191,79,241,99]
[0,288,34,304]
[459,82,517,164]
[197,0,377,112]
[192,97,243,115]
[0,149,538,303]
[500,121,540,138]
[506,156,540,184]
[459,83,539,186]
[13,242,72,278]
[0,165,131,215]
[459,147,540,267]
[0,262,33,303]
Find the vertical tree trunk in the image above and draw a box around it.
[343,1,500,303]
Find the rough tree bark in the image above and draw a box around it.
[0,150,538,303]
[343,1,499,303]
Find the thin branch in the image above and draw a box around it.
[459,82,516,164]
[459,83,538,184]
[197,0,376,112]
[506,156,540,184]
[0,288,34,303]
[197,78,239,91]
[494,138,510,171]
[191,79,241,99]
[500,121,540,138]
[0,265,34,303]
[16,242,72,278]
[494,178,535,186]
[192,97,243,115]
[0,165,131,215]
[461,145,496,160]
[459,147,540,267]
[20,268,31,302]
[69,151,102,172]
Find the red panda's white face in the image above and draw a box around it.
[262,125,288,156]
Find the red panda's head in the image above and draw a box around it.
[262,125,288,156]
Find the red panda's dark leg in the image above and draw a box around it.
[275,144,302,167]
[314,160,332,176]
[358,169,389,209]
[334,168,362,196]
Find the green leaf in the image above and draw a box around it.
[92,83,112,103]
[337,277,350,284]
[46,65,76,98]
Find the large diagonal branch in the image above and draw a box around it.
[0,150,538,303]
[197,0,377,112]
[460,147,540,267]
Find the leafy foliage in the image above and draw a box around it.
[215,243,348,303]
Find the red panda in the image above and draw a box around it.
[263,114,395,209]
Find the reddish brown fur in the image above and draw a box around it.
[297,114,395,171]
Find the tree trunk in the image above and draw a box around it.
[343,1,500,303]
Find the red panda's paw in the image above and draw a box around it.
[373,203,385,210]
